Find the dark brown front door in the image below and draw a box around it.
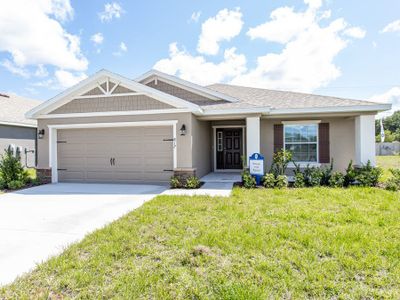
[216,128,243,169]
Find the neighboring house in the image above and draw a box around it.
[25,69,391,184]
[0,93,40,167]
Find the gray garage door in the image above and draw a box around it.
[57,126,173,183]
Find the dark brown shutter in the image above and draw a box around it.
[273,124,283,153]
[318,123,330,163]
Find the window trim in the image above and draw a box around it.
[283,123,319,164]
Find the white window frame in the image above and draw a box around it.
[283,122,320,166]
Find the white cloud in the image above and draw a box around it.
[381,20,400,33]
[155,0,366,92]
[197,8,243,55]
[0,0,88,72]
[0,59,30,78]
[154,43,246,85]
[55,70,87,88]
[91,32,104,45]
[189,11,201,23]
[120,42,128,52]
[34,64,49,77]
[370,87,400,117]
[343,26,366,39]
[99,2,124,22]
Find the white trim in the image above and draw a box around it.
[212,126,246,172]
[0,121,37,128]
[37,108,191,119]
[47,120,178,129]
[270,104,391,115]
[200,107,270,116]
[287,162,321,168]
[281,120,321,125]
[246,117,261,166]
[109,81,120,94]
[74,92,146,99]
[136,69,239,103]
[283,123,319,164]
[48,120,178,183]
[355,115,376,166]
[26,69,202,119]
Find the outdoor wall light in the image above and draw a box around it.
[180,124,186,136]
[38,129,45,139]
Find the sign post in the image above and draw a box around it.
[249,153,264,185]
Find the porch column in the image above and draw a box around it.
[246,116,260,165]
[355,115,376,166]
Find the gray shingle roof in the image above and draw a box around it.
[204,83,379,111]
[0,93,41,126]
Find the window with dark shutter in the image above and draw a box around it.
[274,124,283,153]
[318,123,330,163]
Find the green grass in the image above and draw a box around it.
[376,155,400,181]
[1,188,400,299]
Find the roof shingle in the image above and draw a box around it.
[0,94,41,126]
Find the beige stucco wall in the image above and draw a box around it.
[191,118,211,177]
[260,116,356,173]
[37,113,193,170]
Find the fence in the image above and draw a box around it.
[376,142,400,156]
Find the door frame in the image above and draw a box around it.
[48,120,178,183]
[212,125,246,172]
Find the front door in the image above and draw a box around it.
[216,128,243,170]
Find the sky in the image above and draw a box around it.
[0,0,400,116]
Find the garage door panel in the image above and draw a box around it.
[57,126,173,183]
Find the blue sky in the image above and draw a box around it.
[1,0,400,114]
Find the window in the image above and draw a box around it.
[284,124,318,162]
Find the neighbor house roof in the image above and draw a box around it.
[204,83,384,113]
[0,93,40,127]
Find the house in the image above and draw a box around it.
[26,69,391,183]
[0,93,40,167]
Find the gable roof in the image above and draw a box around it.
[136,69,239,103]
[204,83,391,114]
[26,69,203,119]
[0,93,40,127]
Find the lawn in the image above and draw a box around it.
[1,188,399,299]
[376,155,400,181]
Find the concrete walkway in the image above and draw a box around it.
[162,172,241,197]
[0,183,167,286]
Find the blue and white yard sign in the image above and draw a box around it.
[249,153,264,185]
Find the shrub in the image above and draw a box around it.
[0,146,26,189]
[0,178,6,190]
[355,161,382,187]
[344,160,357,186]
[170,176,183,189]
[262,173,275,188]
[385,169,400,191]
[293,172,305,188]
[308,167,323,187]
[275,175,288,189]
[185,176,201,189]
[7,180,24,190]
[321,159,334,186]
[242,169,256,188]
[270,149,292,176]
[329,172,345,188]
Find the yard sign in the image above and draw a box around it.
[249,153,264,185]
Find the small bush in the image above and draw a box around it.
[0,178,6,190]
[170,176,183,189]
[7,180,24,190]
[242,169,256,189]
[262,173,275,188]
[185,176,201,189]
[308,167,323,187]
[270,149,292,176]
[344,160,357,186]
[293,172,305,188]
[385,169,400,191]
[329,172,345,187]
[0,147,26,189]
[275,175,288,189]
[355,161,382,187]
[321,159,334,186]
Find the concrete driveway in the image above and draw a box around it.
[0,183,167,286]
